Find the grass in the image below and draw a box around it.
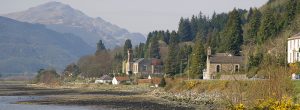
[293,80,300,94]
[293,80,300,103]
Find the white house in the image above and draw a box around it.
[95,75,112,84]
[288,33,300,63]
[112,77,118,85]
[112,76,129,85]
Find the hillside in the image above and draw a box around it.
[0,16,93,74]
[138,0,300,78]
[3,1,146,48]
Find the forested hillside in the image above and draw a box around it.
[69,0,300,79]
[136,0,300,78]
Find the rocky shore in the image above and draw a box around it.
[149,89,225,109]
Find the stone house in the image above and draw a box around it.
[122,49,163,75]
[204,47,244,79]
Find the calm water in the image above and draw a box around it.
[0,96,108,110]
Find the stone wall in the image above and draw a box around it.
[209,63,240,78]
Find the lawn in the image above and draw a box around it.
[293,80,300,93]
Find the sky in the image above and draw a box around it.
[0,0,268,34]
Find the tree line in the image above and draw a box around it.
[39,0,300,80]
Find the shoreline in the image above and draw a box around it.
[0,83,197,110]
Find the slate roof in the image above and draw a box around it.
[133,58,163,65]
[209,53,244,64]
[99,75,112,80]
[288,33,300,40]
[134,58,144,63]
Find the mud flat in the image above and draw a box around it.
[0,82,195,110]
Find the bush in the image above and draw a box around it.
[232,97,300,110]
[159,77,166,87]
[34,69,60,84]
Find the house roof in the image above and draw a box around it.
[209,53,244,64]
[288,33,300,40]
[99,75,112,80]
[151,58,163,65]
[133,58,163,65]
[151,78,162,84]
[115,76,129,81]
[134,58,144,63]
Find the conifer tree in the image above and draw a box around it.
[95,40,106,55]
[244,8,261,44]
[190,33,206,79]
[220,8,243,55]
[165,31,179,76]
[190,15,198,39]
[164,30,171,44]
[257,8,276,44]
[123,39,132,60]
[134,43,145,58]
[178,18,192,41]
[149,37,160,59]
[285,0,297,26]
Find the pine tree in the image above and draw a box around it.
[149,37,160,59]
[220,9,243,55]
[247,7,254,21]
[244,8,261,44]
[134,43,145,58]
[95,40,106,55]
[164,30,171,44]
[190,33,206,79]
[165,31,179,76]
[285,0,297,26]
[207,28,220,52]
[123,39,132,60]
[178,18,192,41]
[190,15,198,39]
[257,8,276,44]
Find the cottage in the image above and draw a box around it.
[122,49,163,75]
[95,75,112,84]
[204,47,244,79]
[288,33,300,63]
[112,76,129,85]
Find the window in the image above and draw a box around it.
[291,53,292,62]
[235,65,239,72]
[143,65,147,71]
[216,65,220,73]
[297,52,299,61]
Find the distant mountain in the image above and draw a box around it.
[3,1,146,48]
[0,16,93,74]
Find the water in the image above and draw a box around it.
[0,96,106,110]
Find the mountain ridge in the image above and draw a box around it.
[3,1,146,48]
[0,16,93,74]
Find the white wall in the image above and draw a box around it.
[288,38,300,63]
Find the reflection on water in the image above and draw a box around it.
[0,96,106,110]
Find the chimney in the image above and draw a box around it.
[127,48,133,62]
[207,46,211,56]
